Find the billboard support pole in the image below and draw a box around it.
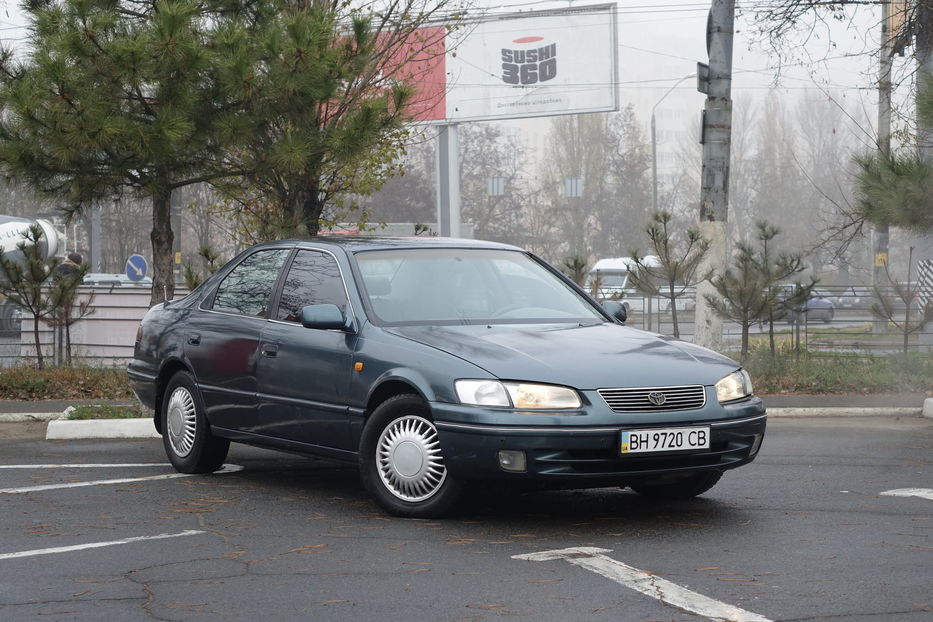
[436,124,461,237]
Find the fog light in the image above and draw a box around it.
[497,450,527,473]
[750,433,763,456]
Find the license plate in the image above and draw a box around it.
[620,426,710,455]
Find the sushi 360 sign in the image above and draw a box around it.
[402,4,618,123]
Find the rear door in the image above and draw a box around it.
[184,248,290,433]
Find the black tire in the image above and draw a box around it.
[823,309,834,324]
[630,470,723,500]
[359,394,463,518]
[161,371,230,474]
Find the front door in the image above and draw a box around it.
[257,249,355,450]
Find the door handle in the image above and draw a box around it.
[261,344,279,357]
[187,334,201,345]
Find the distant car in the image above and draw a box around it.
[129,237,766,518]
[831,285,871,310]
[781,287,835,324]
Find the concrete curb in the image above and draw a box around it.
[45,418,159,440]
[924,398,933,419]
[0,412,63,423]
[768,407,923,418]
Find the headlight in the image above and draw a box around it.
[716,369,753,403]
[455,380,510,407]
[456,380,581,409]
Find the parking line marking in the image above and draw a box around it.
[513,547,772,622]
[880,488,933,501]
[0,463,170,469]
[0,530,205,561]
[0,464,243,494]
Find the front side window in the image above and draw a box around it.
[212,249,290,317]
[275,250,349,322]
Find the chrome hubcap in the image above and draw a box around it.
[166,387,197,458]
[376,415,446,502]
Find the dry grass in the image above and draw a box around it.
[0,365,133,401]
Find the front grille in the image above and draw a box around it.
[597,385,706,413]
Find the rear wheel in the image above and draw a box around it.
[630,470,722,500]
[161,371,229,474]
[360,394,463,518]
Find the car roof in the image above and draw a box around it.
[253,236,523,254]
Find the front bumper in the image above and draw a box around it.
[433,396,766,483]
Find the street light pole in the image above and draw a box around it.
[651,74,695,219]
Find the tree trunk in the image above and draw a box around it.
[65,319,72,367]
[767,312,776,355]
[32,314,44,370]
[301,178,324,236]
[741,321,750,360]
[668,281,680,339]
[150,190,175,306]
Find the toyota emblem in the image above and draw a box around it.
[647,391,667,406]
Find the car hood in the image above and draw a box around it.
[385,323,739,389]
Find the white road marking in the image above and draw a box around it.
[0,530,205,561]
[880,488,933,501]
[513,547,772,622]
[0,464,243,494]
[0,463,170,469]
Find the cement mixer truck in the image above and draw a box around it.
[1,215,60,262]
[0,215,62,333]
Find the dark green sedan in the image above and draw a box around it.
[128,237,766,517]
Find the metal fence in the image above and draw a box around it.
[1,284,930,368]
[617,284,933,356]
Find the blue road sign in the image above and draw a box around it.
[125,254,148,282]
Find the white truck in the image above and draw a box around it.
[583,255,695,314]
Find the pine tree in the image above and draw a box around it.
[0,226,60,369]
[0,0,238,305]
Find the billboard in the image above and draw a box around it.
[402,4,618,123]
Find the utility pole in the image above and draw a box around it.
[693,0,734,352]
[872,0,894,334]
[916,1,933,348]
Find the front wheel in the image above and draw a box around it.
[629,470,723,500]
[359,395,463,518]
[161,371,229,474]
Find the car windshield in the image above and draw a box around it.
[355,248,606,325]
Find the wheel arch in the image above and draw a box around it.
[364,379,425,424]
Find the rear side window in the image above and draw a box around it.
[275,250,348,322]
[212,249,290,317]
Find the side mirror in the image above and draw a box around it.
[300,304,347,330]
[602,300,627,324]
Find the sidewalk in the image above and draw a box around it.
[0,395,931,440]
